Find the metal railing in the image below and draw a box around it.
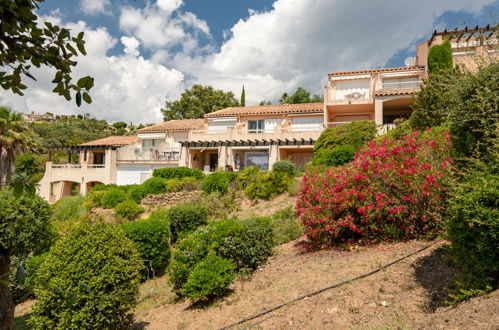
[117,146,181,162]
[324,121,352,128]
[381,80,422,90]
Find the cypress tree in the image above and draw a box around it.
[240,85,245,107]
[428,40,453,73]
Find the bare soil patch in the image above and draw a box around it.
[134,239,497,330]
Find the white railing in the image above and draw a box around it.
[381,80,422,90]
[324,121,351,128]
[239,128,276,134]
[88,164,106,168]
[117,146,181,162]
[51,164,82,168]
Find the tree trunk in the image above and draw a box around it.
[0,247,14,330]
[0,147,15,187]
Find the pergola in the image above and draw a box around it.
[180,138,316,148]
[45,145,119,162]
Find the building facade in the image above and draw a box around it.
[37,25,497,202]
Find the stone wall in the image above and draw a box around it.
[141,191,201,207]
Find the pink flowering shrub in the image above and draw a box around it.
[297,129,453,249]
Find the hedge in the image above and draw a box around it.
[153,167,204,180]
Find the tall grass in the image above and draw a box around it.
[52,196,85,222]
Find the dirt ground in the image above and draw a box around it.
[132,240,498,330]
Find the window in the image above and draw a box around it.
[248,120,265,133]
[382,77,419,90]
[142,139,164,149]
[245,152,269,170]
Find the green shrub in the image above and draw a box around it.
[271,207,303,245]
[121,216,171,278]
[202,171,238,194]
[311,145,357,166]
[447,171,498,289]
[237,166,261,189]
[181,176,200,191]
[169,218,241,291]
[101,189,127,209]
[244,171,291,200]
[180,254,236,301]
[89,183,118,192]
[218,217,274,270]
[25,253,48,288]
[198,191,239,218]
[30,223,143,329]
[52,196,85,222]
[153,167,204,180]
[313,120,377,154]
[167,204,208,241]
[114,200,145,220]
[84,190,105,210]
[428,40,453,73]
[142,177,167,195]
[165,178,183,193]
[272,161,296,177]
[128,185,146,204]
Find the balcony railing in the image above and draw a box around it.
[381,80,422,90]
[324,121,351,128]
[117,146,180,162]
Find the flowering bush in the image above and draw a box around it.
[297,129,453,249]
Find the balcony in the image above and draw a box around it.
[189,126,324,143]
[380,80,422,90]
[117,146,181,163]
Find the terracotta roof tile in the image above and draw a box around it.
[80,136,137,147]
[205,103,324,118]
[329,65,425,76]
[374,89,419,97]
[137,119,205,133]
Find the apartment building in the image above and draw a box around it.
[37,25,496,202]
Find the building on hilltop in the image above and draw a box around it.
[37,25,497,203]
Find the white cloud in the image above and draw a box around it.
[80,0,111,15]
[0,18,185,124]
[157,0,183,13]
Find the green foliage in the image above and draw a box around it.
[0,189,56,257]
[0,1,92,105]
[311,145,357,166]
[428,40,453,73]
[30,223,143,329]
[52,196,85,222]
[447,171,498,290]
[244,171,291,200]
[202,171,238,194]
[237,166,262,189]
[410,62,498,164]
[240,85,245,107]
[180,254,236,301]
[198,191,239,218]
[112,121,127,129]
[165,178,183,193]
[127,185,146,204]
[152,167,204,180]
[120,215,171,278]
[271,207,303,245]
[313,120,377,154]
[114,200,144,220]
[167,204,208,242]
[169,217,275,297]
[83,190,105,210]
[181,176,200,191]
[279,87,323,104]
[12,151,41,186]
[272,160,296,177]
[141,177,167,195]
[100,189,127,209]
[25,253,48,288]
[161,85,239,121]
[218,217,274,270]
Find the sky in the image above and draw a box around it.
[0,0,497,124]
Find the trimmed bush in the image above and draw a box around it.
[89,183,118,192]
[101,189,127,209]
[142,177,167,195]
[428,40,453,73]
[128,185,146,204]
[153,167,204,180]
[297,129,453,249]
[25,253,48,288]
[169,218,241,292]
[311,145,357,167]
[314,120,377,153]
[52,196,85,222]
[202,171,238,194]
[84,190,105,209]
[271,207,303,245]
[218,217,274,270]
[180,254,236,301]
[165,178,183,193]
[30,223,143,329]
[121,215,171,278]
[244,170,291,200]
[447,172,498,289]
[272,161,296,177]
[167,204,208,241]
[114,200,144,220]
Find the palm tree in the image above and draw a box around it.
[0,107,37,187]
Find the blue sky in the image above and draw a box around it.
[1,0,497,123]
